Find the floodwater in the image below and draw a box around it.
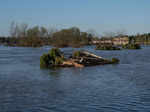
[0,46,150,112]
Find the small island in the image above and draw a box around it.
[122,44,141,49]
[40,48,120,68]
[93,35,142,50]
[95,43,141,51]
[95,44,121,50]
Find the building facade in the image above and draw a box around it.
[92,36,129,45]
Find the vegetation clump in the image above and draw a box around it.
[95,44,121,50]
[40,48,65,68]
[50,27,92,48]
[122,44,141,49]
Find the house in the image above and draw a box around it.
[91,36,129,45]
[113,36,129,45]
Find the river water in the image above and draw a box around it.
[0,46,150,112]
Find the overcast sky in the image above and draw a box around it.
[0,0,150,36]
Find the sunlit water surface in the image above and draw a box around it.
[0,46,150,112]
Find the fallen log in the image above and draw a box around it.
[81,51,103,59]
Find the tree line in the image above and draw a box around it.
[1,22,150,47]
[128,33,150,45]
[0,22,96,47]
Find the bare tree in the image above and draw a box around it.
[9,22,28,38]
[103,31,116,38]
[9,21,17,37]
[19,23,28,37]
[115,29,127,37]
[40,27,48,38]
[103,29,127,38]
[86,29,98,37]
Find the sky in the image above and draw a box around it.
[0,0,150,36]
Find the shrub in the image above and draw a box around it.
[40,48,65,68]
[54,57,64,65]
[49,48,63,58]
[40,53,51,68]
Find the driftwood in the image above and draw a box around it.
[82,51,103,59]
[60,51,113,67]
